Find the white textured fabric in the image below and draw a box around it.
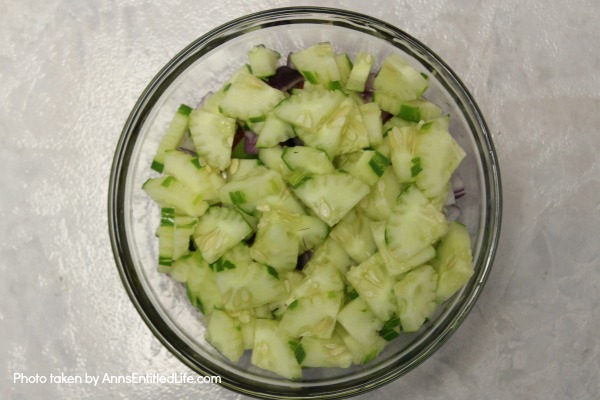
[1,1,599,399]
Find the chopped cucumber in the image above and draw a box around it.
[335,149,389,186]
[303,237,354,278]
[189,108,236,170]
[385,186,448,262]
[373,53,428,101]
[279,291,343,339]
[330,210,377,264]
[193,206,252,264]
[336,297,386,362]
[251,319,302,380]
[219,69,286,121]
[359,102,383,146]
[143,42,473,380]
[281,146,334,174]
[357,166,403,221]
[157,208,176,268]
[142,176,208,217]
[393,264,438,332]
[256,113,295,148]
[215,243,287,311]
[346,52,375,92]
[258,146,292,178]
[430,222,474,302]
[334,53,353,85]
[274,88,346,131]
[414,117,466,198]
[397,99,442,122]
[388,125,419,184]
[206,309,244,362]
[346,253,396,321]
[301,333,352,368]
[185,252,223,315]
[247,45,280,78]
[290,43,341,84]
[293,171,370,227]
[163,149,225,204]
[151,104,192,173]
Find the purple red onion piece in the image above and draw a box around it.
[297,251,314,270]
[381,111,394,124]
[243,130,259,154]
[267,66,304,92]
[451,176,466,199]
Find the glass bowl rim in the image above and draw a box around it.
[108,6,502,399]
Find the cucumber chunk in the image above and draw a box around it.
[142,176,209,217]
[290,43,341,84]
[301,334,352,368]
[219,69,286,121]
[189,108,236,170]
[184,252,223,315]
[373,53,428,101]
[206,309,244,362]
[163,149,225,204]
[279,291,343,339]
[256,113,295,148]
[346,253,396,321]
[345,52,375,92]
[385,186,448,262]
[414,117,466,198]
[282,146,334,174]
[251,320,302,380]
[336,149,389,186]
[430,222,474,302]
[357,166,403,221]
[293,171,370,227]
[247,45,280,78]
[393,264,438,332]
[388,125,419,184]
[274,88,346,131]
[193,206,252,263]
[151,104,192,173]
[215,244,287,311]
[330,210,377,264]
[336,297,386,363]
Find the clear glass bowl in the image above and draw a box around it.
[108,7,502,399]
